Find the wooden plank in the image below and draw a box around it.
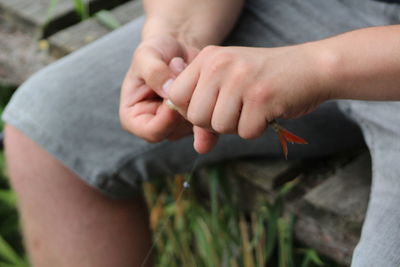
[225,159,304,193]
[48,0,143,58]
[0,26,53,86]
[0,0,130,38]
[304,152,371,223]
[292,152,371,266]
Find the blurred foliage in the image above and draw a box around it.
[47,0,121,30]
[143,168,335,267]
[0,86,29,266]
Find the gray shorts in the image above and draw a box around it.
[2,0,397,199]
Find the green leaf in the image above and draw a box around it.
[45,0,59,23]
[0,262,23,267]
[278,177,300,197]
[95,10,121,30]
[0,190,17,208]
[0,235,24,265]
[300,249,324,267]
[278,215,295,267]
[265,203,280,262]
[209,167,219,232]
[73,0,89,20]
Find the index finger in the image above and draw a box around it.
[166,59,200,116]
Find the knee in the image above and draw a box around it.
[4,124,50,184]
[4,124,30,157]
[4,124,35,165]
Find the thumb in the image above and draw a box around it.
[137,52,175,99]
[193,126,219,154]
[169,57,187,75]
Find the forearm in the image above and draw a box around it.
[142,0,244,48]
[311,25,400,101]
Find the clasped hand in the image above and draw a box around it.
[120,37,329,154]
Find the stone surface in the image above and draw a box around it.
[0,0,129,38]
[48,0,143,57]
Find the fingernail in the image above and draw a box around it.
[162,78,174,94]
[174,58,186,73]
[166,99,178,111]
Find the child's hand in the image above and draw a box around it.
[166,45,329,152]
[119,35,198,142]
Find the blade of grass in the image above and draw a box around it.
[0,190,17,209]
[277,215,295,267]
[278,177,300,198]
[195,219,219,267]
[265,202,279,262]
[209,167,219,232]
[73,0,89,20]
[95,10,121,30]
[0,235,25,266]
[45,0,59,24]
[239,215,254,267]
[300,249,324,267]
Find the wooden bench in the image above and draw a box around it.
[0,1,371,265]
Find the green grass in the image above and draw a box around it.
[0,85,29,267]
[47,0,121,30]
[143,168,336,267]
[47,0,88,21]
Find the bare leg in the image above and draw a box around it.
[4,125,152,267]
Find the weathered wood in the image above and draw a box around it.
[48,0,143,58]
[292,152,371,266]
[0,26,53,85]
[225,159,304,193]
[0,0,130,38]
[304,153,371,223]
[0,0,138,85]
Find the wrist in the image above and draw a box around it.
[142,17,215,49]
[303,41,343,101]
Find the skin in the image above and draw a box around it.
[120,3,400,155]
[119,0,244,148]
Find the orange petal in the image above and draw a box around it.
[279,127,308,144]
[278,133,288,160]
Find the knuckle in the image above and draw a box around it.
[187,109,208,128]
[247,84,272,104]
[202,45,218,56]
[239,128,263,140]
[273,104,286,118]
[146,136,163,143]
[211,121,234,134]
[143,63,164,83]
[145,131,164,143]
[209,51,234,73]
[232,62,252,80]
[187,109,200,125]
[169,95,186,109]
